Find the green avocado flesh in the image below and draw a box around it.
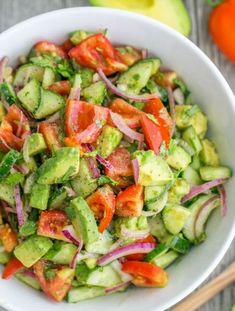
[89,0,191,36]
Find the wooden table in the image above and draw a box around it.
[0,1,234,310]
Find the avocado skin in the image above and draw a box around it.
[89,0,191,36]
[66,196,99,245]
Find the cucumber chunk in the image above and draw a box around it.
[15,272,41,290]
[0,82,17,104]
[117,59,160,95]
[28,133,47,156]
[152,250,179,269]
[67,286,105,303]
[162,204,191,235]
[86,265,121,287]
[42,67,56,88]
[182,166,202,186]
[183,194,219,242]
[44,242,77,264]
[14,64,44,87]
[199,166,232,181]
[0,150,20,182]
[200,139,220,167]
[34,88,65,119]
[17,79,41,113]
[182,126,202,155]
[82,80,107,105]
[144,243,169,262]
[169,235,191,254]
[148,214,172,243]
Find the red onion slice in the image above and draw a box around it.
[173,88,184,105]
[13,164,30,175]
[97,242,155,266]
[181,178,228,204]
[63,186,76,198]
[121,225,150,240]
[87,157,100,178]
[84,143,113,170]
[0,56,9,84]
[44,111,61,123]
[105,282,130,294]
[69,87,81,101]
[110,260,133,282]
[14,185,25,226]
[97,68,160,102]
[167,87,176,137]
[218,185,227,217]
[22,135,30,163]
[70,240,84,269]
[62,225,81,246]
[23,269,36,278]
[141,49,148,59]
[131,159,139,184]
[70,250,96,269]
[110,112,144,142]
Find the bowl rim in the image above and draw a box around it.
[0,6,235,311]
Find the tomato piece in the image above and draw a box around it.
[60,39,74,54]
[39,122,63,152]
[126,235,156,261]
[105,147,133,188]
[68,34,127,75]
[0,224,18,252]
[37,210,69,241]
[34,40,67,59]
[86,185,116,233]
[34,261,74,302]
[5,104,31,138]
[115,184,144,217]
[65,100,109,144]
[154,71,177,88]
[48,81,71,96]
[144,99,172,148]
[0,105,31,152]
[122,261,168,287]
[115,46,142,66]
[141,114,163,155]
[2,257,24,279]
[109,98,142,128]
[209,0,235,63]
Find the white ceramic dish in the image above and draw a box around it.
[0,7,234,311]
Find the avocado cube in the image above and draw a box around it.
[28,133,47,157]
[30,183,50,210]
[37,147,80,184]
[71,158,98,198]
[66,196,99,245]
[167,146,191,171]
[134,150,173,186]
[14,235,53,267]
[96,125,123,158]
[82,81,107,105]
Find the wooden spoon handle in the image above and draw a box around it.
[172,262,235,311]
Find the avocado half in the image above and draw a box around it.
[89,0,191,36]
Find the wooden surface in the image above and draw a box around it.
[0,1,234,310]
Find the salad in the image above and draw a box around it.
[0,29,232,303]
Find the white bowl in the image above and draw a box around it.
[0,7,235,311]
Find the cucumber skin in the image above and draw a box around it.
[0,150,20,182]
